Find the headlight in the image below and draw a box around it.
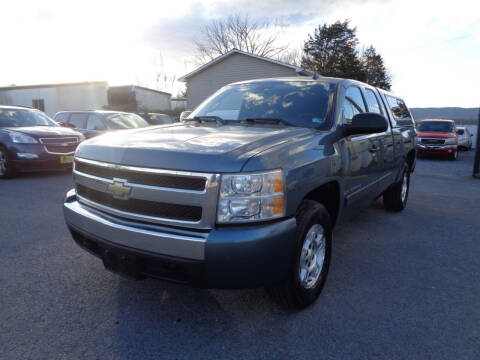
[444,138,457,145]
[217,170,285,223]
[8,131,38,144]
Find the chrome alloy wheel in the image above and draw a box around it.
[401,172,408,203]
[299,224,326,289]
[0,149,6,176]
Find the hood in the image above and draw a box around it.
[417,131,456,139]
[75,122,313,172]
[2,126,81,138]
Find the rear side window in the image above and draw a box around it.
[342,86,366,124]
[54,112,70,123]
[386,96,413,126]
[86,114,107,130]
[457,128,464,135]
[69,113,88,129]
[364,89,382,114]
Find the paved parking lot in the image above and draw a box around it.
[1,151,479,360]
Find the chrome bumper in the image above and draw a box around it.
[63,191,207,260]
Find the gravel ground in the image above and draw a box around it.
[1,151,479,360]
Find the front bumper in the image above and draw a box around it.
[8,143,74,172]
[64,190,297,288]
[416,144,457,155]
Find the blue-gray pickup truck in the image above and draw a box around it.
[63,77,416,308]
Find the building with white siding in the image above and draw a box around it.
[178,49,313,110]
[0,82,172,117]
[0,81,109,117]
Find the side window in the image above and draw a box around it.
[386,96,413,125]
[342,86,366,124]
[364,89,382,114]
[54,112,70,123]
[87,114,107,130]
[68,113,88,129]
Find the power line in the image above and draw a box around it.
[410,30,480,50]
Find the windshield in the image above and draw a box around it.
[103,113,150,129]
[417,121,454,133]
[0,108,57,128]
[189,80,336,129]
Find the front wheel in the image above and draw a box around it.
[0,146,16,179]
[449,150,458,161]
[383,163,410,211]
[267,200,332,309]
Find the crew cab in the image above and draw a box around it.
[63,77,416,308]
[0,105,84,178]
[416,119,458,160]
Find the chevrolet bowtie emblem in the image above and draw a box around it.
[107,179,132,199]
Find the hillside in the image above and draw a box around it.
[410,107,479,124]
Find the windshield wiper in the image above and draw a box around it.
[189,116,226,125]
[242,118,293,126]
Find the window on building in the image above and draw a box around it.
[32,99,45,112]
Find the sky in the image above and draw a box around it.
[0,0,479,108]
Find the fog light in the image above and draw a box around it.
[17,153,38,159]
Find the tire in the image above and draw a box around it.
[383,162,410,212]
[0,145,16,179]
[449,150,458,161]
[267,200,332,309]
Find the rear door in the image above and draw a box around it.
[378,92,416,175]
[362,86,396,193]
[340,85,384,208]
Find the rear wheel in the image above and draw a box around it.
[0,146,16,179]
[267,200,332,309]
[383,162,410,211]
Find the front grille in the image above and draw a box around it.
[421,138,445,145]
[40,137,79,144]
[75,161,206,191]
[76,184,202,222]
[40,137,80,154]
[44,144,78,153]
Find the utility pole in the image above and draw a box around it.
[473,107,480,178]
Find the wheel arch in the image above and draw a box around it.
[302,180,341,228]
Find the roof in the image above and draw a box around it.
[109,85,171,97]
[178,49,313,82]
[0,81,108,91]
[420,119,456,122]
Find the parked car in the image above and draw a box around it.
[456,126,473,150]
[53,110,150,139]
[0,105,84,178]
[138,112,174,125]
[416,119,458,160]
[63,77,416,309]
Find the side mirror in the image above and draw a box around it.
[344,113,388,136]
[179,111,192,122]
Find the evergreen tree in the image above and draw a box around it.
[361,46,392,90]
[302,20,364,81]
[302,20,391,90]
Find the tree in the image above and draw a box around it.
[194,14,287,64]
[302,20,364,81]
[360,46,392,90]
[301,20,391,90]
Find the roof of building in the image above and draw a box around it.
[178,49,314,82]
[109,85,171,97]
[0,81,109,91]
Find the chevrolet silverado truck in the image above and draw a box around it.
[63,77,416,308]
